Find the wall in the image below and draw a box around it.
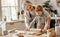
[57,0,60,1]
[20,0,48,10]
[0,0,2,21]
[26,0,48,5]
[57,3,60,16]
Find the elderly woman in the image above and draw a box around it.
[24,2,36,29]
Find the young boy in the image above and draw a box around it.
[30,5,50,30]
[29,5,56,37]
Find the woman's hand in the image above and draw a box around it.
[39,29,46,33]
[41,29,47,33]
[24,28,30,31]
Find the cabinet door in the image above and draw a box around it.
[0,28,2,36]
[6,21,26,30]
[6,23,15,30]
[14,21,26,30]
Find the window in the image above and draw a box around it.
[1,0,18,21]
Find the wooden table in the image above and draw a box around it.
[24,34,47,37]
[0,32,60,37]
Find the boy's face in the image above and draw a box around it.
[37,11,43,16]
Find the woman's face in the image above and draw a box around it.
[37,11,43,16]
[26,5,32,12]
[31,7,35,11]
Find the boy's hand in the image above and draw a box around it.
[44,24,50,30]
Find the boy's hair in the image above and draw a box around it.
[36,5,43,12]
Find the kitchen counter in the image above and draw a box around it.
[51,17,60,19]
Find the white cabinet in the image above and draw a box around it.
[0,22,7,36]
[55,26,60,35]
[6,21,26,31]
[0,0,2,21]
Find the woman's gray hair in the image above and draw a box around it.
[24,1,32,10]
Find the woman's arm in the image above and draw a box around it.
[24,12,36,29]
[24,12,31,20]
[25,17,30,29]
[24,12,31,29]
[29,17,37,28]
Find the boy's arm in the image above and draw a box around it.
[44,16,51,30]
[43,9,51,30]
